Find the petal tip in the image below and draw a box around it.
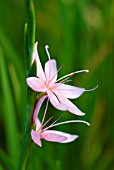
[39,143,42,147]
[69,134,79,142]
[35,42,38,46]
[75,135,79,139]
[79,112,85,116]
[26,77,33,86]
[26,78,29,84]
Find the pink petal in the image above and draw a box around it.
[44,60,57,84]
[32,42,46,82]
[56,84,85,99]
[55,92,85,116]
[26,77,46,92]
[31,130,42,147]
[47,91,68,111]
[35,118,42,131]
[33,95,48,124]
[41,130,78,143]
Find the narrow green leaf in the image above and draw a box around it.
[25,61,37,134]
[17,48,37,170]
[27,0,35,57]
[24,0,36,136]
[17,132,34,170]
[24,0,36,77]
[0,47,19,162]
[24,23,30,77]
[33,146,56,170]
[0,29,24,80]
[17,1,36,169]
[0,148,16,170]
[24,23,37,134]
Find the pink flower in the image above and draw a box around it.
[27,42,97,116]
[31,96,90,147]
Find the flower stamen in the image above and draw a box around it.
[48,65,63,85]
[45,45,51,60]
[41,99,49,125]
[56,70,89,83]
[85,85,98,92]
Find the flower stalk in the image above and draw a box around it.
[17,0,36,169]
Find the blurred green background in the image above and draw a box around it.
[0,0,114,170]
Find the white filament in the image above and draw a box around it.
[45,45,51,60]
[56,70,89,82]
[85,85,98,92]
[41,99,49,125]
[51,120,90,128]
[43,120,90,132]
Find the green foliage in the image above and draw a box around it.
[0,47,19,164]
[17,0,36,169]
[0,0,114,170]
[24,0,35,77]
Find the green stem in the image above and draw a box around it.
[17,0,36,169]
[17,133,34,170]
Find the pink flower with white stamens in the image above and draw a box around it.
[27,42,97,116]
[31,96,90,147]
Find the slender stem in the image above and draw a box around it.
[17,0,36,169]
[17,133,34,170]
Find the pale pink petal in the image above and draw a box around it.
[26,77,46,92]
[47,91,68,111]
[44,60,57,84]
[55,92,85,116]
[41,130,78,143]
[35,118,41,131]
[31,130,42,147]
[33,95,48,124]
[56,84,85,99]
[32,42,46,82]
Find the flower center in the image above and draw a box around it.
[37,129,42,134]
[45,83,53,92]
